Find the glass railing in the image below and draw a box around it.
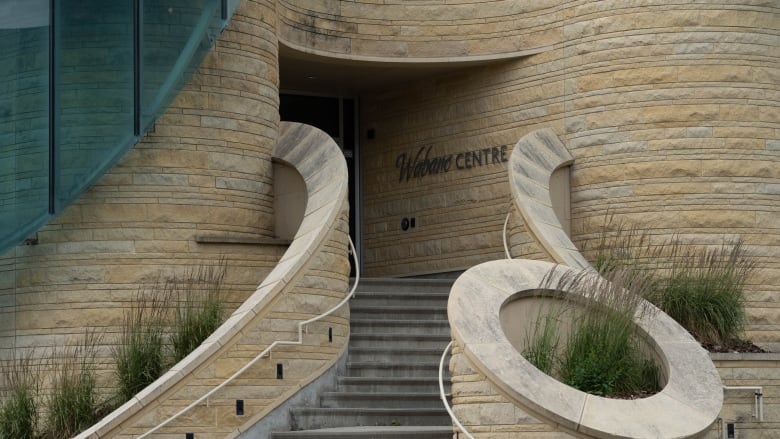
[0,0,234,255]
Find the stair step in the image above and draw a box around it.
[336,376,445,393]
[321,392,444,409]
[350,319,450,335]
[350,305,448,320]
[348,346,447,363]
[355,278,454,294]
[349,334,450,350]
[272,426,454,438]
[291,408,451,430]
[269,278,454,437]
[346,362,445,378]
[352,291,449,307]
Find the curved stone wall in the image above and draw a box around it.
[0,0,280,385]
[78,122,351,438]
[561,0,780,349]
[360,0,779,347]
[277,0,562,60]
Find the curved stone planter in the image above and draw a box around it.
[449,259,723,438]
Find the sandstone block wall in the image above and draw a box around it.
[450,344,575,439]
[360,52,565,277]
[451,347,780,438]
[562,0,779,349]
[360,0,779,347]
[713,353,780,438]
[0,0,281,390]
[110,209,350,438]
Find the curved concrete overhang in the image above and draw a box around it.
[276,2,558,94]
[276,0,561,62]
[280,38,553,65]
[279,42,548,95]
[77,122,349,438]
[449,259,724,438]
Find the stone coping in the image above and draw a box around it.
[449,259,724,439]
[508,129,591,270]
[77,122,348,438]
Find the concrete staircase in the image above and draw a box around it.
[272,278,454,439]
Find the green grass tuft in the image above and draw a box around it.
[0,351,40,439]
[43,331,108,439]
[170,259,226,364]
[647,239,755,348]
[579,213,756,349]
[113,259,228,404]
[524,266,661,398]
[114,285,168,402]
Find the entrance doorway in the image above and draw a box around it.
[279,93,360,275]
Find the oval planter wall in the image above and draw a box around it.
[448,258,724,438]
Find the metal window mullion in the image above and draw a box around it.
[133,0,141,136]
[47,0,55,214]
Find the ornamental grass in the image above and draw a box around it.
[523,265,661,398]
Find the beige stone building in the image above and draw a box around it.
[0,0,777,438]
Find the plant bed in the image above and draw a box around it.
[704,339,766,354]
[518,266,662,399]
[580,216,760,354]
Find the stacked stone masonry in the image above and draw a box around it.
[104,210,350,438]
[451,348,780,438]
[0,0,777,437]
[75,117,353,438]
[357,0,779,350]
[0,0,281,396]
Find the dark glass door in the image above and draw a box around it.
[279,94,360,276]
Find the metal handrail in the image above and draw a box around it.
[503,209,512,259]
[138,236,360,438]
[723,385,764,422]
[439,341,476,439]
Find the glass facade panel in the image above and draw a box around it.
[0,1,50,250]
[141,0,221,130]
[0,0,228,255]
[54,1,135,210]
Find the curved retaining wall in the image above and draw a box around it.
[78,122,350,438]
[0,0,280,395]
[506,129,588,269]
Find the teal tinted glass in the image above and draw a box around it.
[141,0,221,130]
[0,1,229,255]
[54,1,135,210]
[0,1,50,250]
